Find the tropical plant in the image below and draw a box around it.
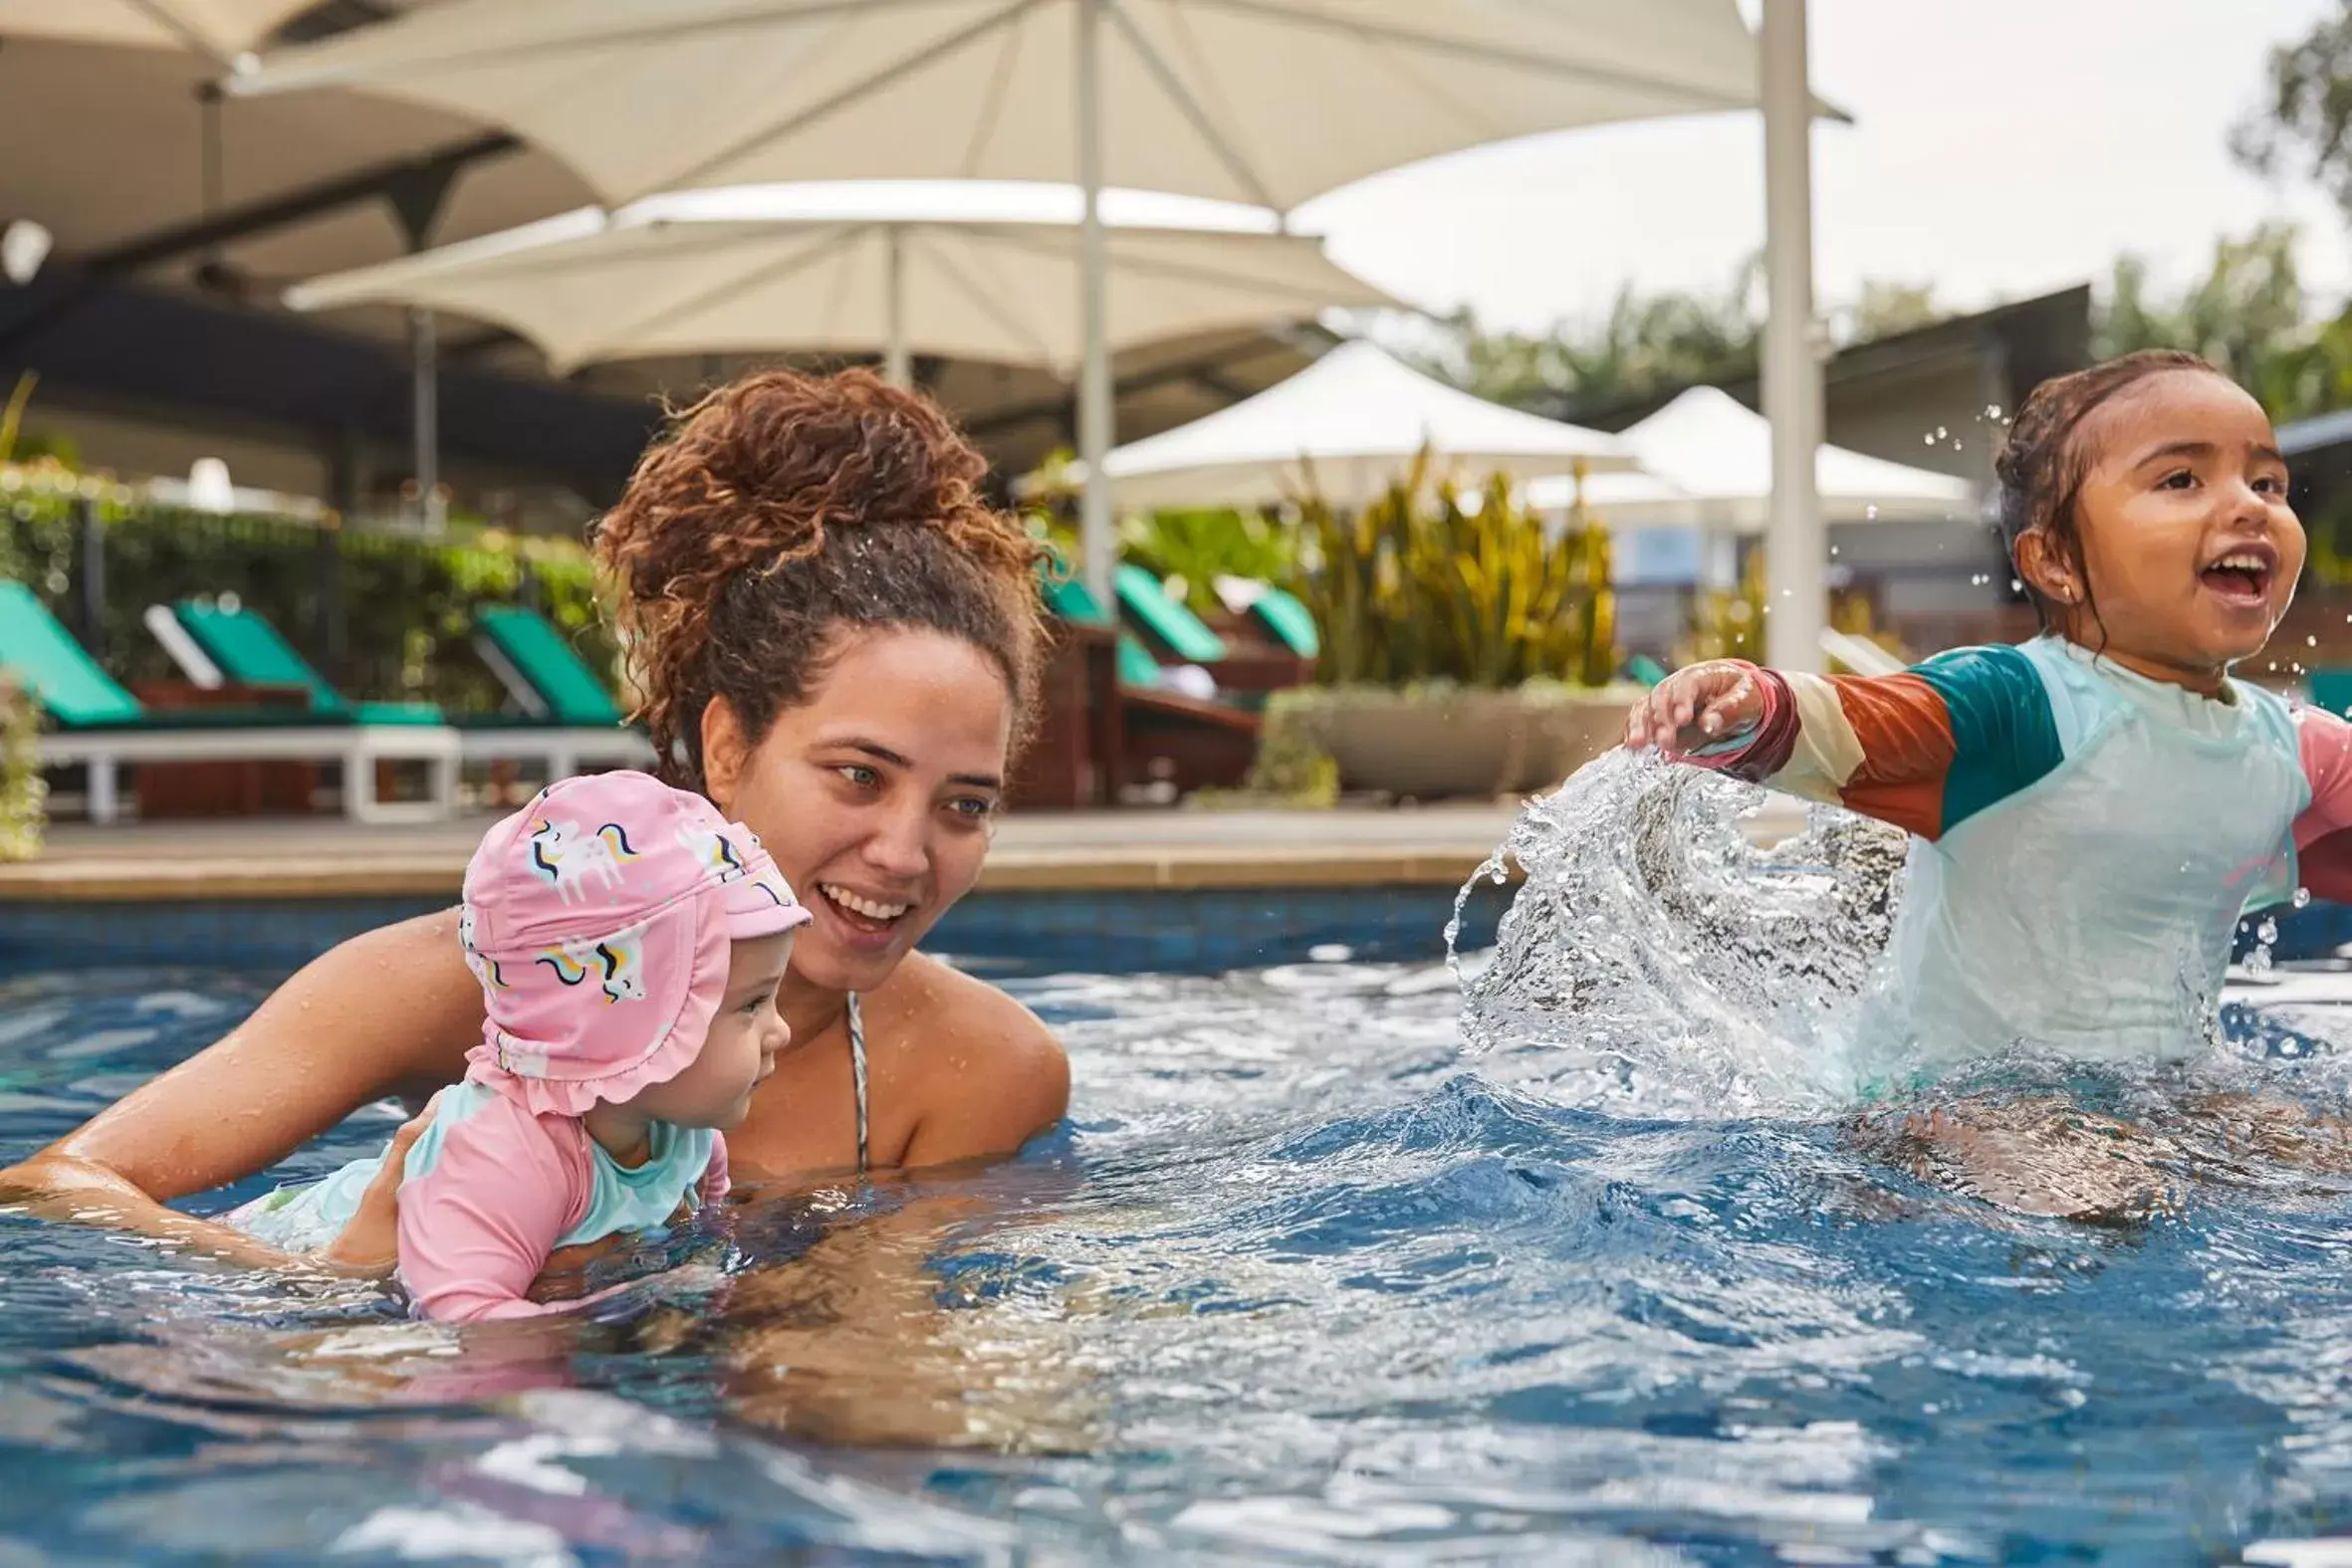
[1290,451,1617,690]
[1676,548,1906,670]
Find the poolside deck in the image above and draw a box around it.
[0,796,1811,903]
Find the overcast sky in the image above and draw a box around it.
[1289,0,2352,336]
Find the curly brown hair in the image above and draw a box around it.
[1995,347,2221,633]
[590,367,1049,790]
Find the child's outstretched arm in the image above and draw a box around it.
[395,1101,589,1323]
[1624,647,2063,842]
[2295,706,2352,902]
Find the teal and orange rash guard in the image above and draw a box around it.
[1684,634,2352,1070]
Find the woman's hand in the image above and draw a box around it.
[318,1105,434,1279]
[1624,661,1765,758]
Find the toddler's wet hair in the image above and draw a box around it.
[1994,347,2220,628]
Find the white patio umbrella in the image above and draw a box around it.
[282,182,1396,385]
[224,0,1801,604]
[0,0,316,63]
[1525,386,1976,529]
[1042,340,1634,513]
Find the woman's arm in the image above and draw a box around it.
[0,909,484,1252]
[1635,645,2063,843]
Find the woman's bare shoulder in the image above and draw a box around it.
[868,952,1068,1167]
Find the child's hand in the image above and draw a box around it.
[1624,661,1765,758]
[320,1103,435,1278]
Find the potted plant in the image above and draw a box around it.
[1248,453,1641,800]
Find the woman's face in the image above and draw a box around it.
[703,627,1013,997]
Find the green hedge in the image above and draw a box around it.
[0,673,40,859]
[1,467,616,715]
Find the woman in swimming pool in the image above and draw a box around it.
[0,367,1070,1264]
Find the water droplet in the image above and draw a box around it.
[1865,505,1879,520]
[1922,433,1935,446]
[2311,635,2321,648]
[2294,886,2314,911]
[2259,917,2279,946]
[1829,546,1840,557]
[1935,426,1949,440]
[1984,403,2003,420]
[2009,578,2024,593]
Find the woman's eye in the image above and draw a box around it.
[2159,470,2197,490]
[2255,474,2286,494]
[836,765,879,788]
[948,796,996,821]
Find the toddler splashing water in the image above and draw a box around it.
[226,770,808,1321]
[1628,350,2352,1080]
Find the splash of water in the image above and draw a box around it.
[1450,751,2352,1138]
[1448,750,1909,1119]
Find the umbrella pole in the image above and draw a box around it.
[409,306,440,529]
[882,224,913,389]
[1075,0,1115,606]
[1760,0,1824,674]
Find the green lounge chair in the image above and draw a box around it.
[155,599,652,784]
[0,581,457,823]
[1041,574,1167,689]
[163,599,445,725]
[1113,562,1228,665]
[1242,583,1319,661]
[466,606,654,778]
[1038,566,1263,798]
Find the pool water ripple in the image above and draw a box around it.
[6,935,2352,1561]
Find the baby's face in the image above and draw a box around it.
[629,933,794,1130]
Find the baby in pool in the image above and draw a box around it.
[226,769,807,1322]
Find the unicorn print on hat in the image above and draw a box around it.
[456,906,509,992]
[535,924,648,1005]
[676,818,748,882]
[528,817,639,904]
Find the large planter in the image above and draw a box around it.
[1259,684,1641,801]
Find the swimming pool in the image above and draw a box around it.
[8,784,2352,1563]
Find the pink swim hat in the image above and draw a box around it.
[456,770,811,1117]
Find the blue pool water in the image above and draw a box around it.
[10,770,2352,1563]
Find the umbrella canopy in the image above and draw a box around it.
[226,0,1782,210]
[283,182,1395,379]
[0,1,318,62]
[227,0,1796,602]
[1526,386,1978,529]
[1054,340,1633,513]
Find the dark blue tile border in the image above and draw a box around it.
[0,882,1517,981]
[6,883,2344,981]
